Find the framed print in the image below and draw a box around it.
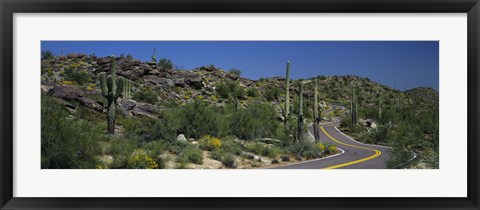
[1,0,479,209]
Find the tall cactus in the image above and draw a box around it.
[123,79,132,100]
[313,78,320,141]
[100,56,124,135]
[378,97,382,120]
[351,86,357,125]
[283,61,291,131]
[296,80,304,142]
[151,48,157,63]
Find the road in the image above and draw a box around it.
[273,106,390,169]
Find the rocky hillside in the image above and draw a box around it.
[41,53,435,122]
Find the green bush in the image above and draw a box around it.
[121,112,180,143]
[262,146,281,158]
[158,58,173,70]
[133,87,159,104]
[230,103,279,140]
[178,145,203,165]
[216,81,245,100]
[177,100,229,139]
[229,68,242,76]
[108,138,138,168]
[220,137,244,155]
[64,67,92,85]
[245,142,266,155]
[211,150,236,168]
[41,50,54,60]
[265,86,281,101]
[246,88,259,97]
[41,96,101,169]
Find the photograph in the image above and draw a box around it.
[40,41,439,169]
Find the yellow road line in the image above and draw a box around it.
[320,126,382,169]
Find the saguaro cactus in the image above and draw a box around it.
[351,86,357,125]
[151,48,157,63]
[100,56,124,135]
[123,79,132,100]
[283,61,291,131]
[313,78,320,141]
[296,80,304,142]
[378,97,382,120]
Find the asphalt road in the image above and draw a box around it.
[273,107,390,169]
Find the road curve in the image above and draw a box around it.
[273,107,390,169]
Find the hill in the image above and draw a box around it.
[40,53,439,169]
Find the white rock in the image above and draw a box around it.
[176,134,187,142]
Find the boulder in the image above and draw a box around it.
[176,134,187,142]
[120,70,144,80]
[67,53,86,59]
[47,85,84,100]
[118,99,137,113]
[174,79,186,87]
[186,76,203,89]
[78,97,104,112]
[96,57,111,65]
[132,102,158,118]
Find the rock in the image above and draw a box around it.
[96,57,111,65]
[78,97,104,112]
[241,151,261,161]
[118,99,137,114]
[174,79,186,87]
[47,84,84,100]
[176,134,187,142]
[186,77,203,89]
[144,75,163,85]
[370,122,377,129]
[120,70,144,80]
[67,53,86,59]
[132,102,158,118]
[260,138,282,143]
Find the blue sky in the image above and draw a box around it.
[41,41,439,90]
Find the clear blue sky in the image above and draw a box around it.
[41,41,439,90]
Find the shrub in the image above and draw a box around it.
[327,145,337,154]
[262,146,281,158]
[230,103,279,140]
[265,86,281,101]
[126,149,160,169]
[178,145,203,165]
[220,137,244,155]
[211,150,236,168]
[229,68,242,76]
[41,95,101,169]
[216,81,245,100]
[177,100,229,139]
[281,155,290,162]
[41,50,54,60]
[133,87,159,104]
[108,138,138,168]
[247,88,259,97]
[199,135,222,151]
[245,142,266,155]
[121,113,180,143]
[64,67,92,85]
[158,58,173,70]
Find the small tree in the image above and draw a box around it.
[158,58,173,70]
[229,68,242,76]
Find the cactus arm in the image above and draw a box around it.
[115,77,125,99]
[100,72,108,97]
[110,56,117,97]
[285,61,290,118]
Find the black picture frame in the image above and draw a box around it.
[1,0,479,209]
